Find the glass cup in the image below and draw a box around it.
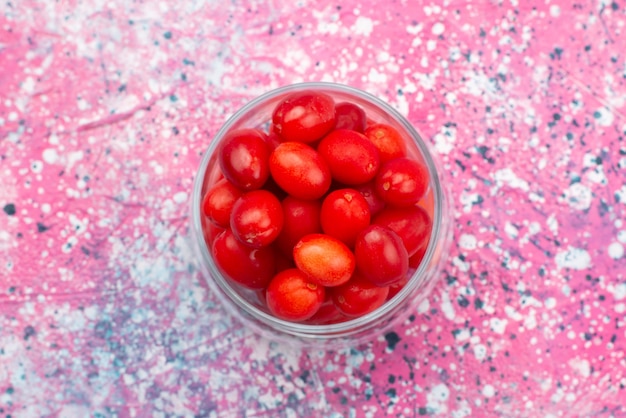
[190,82,452,348]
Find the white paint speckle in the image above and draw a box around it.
[555,247,591,270]
[473,344,487,361]
[544,297,557,309]
[505,305,523,321]
[594,107,614,127]
[504,222,519,239]
[173,191,188,204]
[528,221,541,235]
[613,283,626,300]
[550,5,561,17]
[459,234,477,250]
[426,383,450,414]
[568,358,591,377]
[489,318,508,334]
[30,160,43,173]
[432,22,445,35]
[546,214,559,235]
[482,384,495,398]
[564,182,592,211]
[608,242,624,259]
[42,148,59,164]
[441,290,456,320]
[352,16,374,36]
[494,168,529,191]
[616,185,626,205]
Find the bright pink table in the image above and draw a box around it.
[1,1,625,416]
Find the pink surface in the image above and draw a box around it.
[1,0,626,416]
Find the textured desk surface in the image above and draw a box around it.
[1,1,625,416]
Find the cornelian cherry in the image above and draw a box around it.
[373,205,432,257]
[202,178,243,228]
[354,225,409,287]
[334,102,367,132]
[230,190,283,248]
[317,129,380,185]
[219,129,271,191]
[331,273,389,317]
[364,123,406,163]
[269,142,331,200]
[212,229,276,289]
[272,91,336,143]
[320,189,370,247]
[266,269,325,321]
[375,158,429,207]
[293,234,355,287]
[275,196,322,256]
[354,181,386,216]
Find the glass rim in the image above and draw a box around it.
[191,81,445,340]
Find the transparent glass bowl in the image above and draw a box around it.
[190,82,452,348]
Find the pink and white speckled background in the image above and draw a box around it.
[1,0,626,416]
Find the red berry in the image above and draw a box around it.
[330,273,389,317]
[293,234,355,287]
[334,102,367,132]
[372,205,432,257]
[275,196,322,256]
[218,129,271,191]
[375,158,429,207]
[364,123,406,163]
[354,225,409,287]
[266,269,325,321]
[269,142,332,200]
[354,181,386,216]
[320,189,370,247]
[230,190,283,248]
[203,222,225,248]
[307,295,345,324]
[272,91,336,143]
[317,129,380,185]
[202,178,243,228]
[387,276,409,300]
[212,230,276,289]
[274,248,296,273]
[409,247,428,269]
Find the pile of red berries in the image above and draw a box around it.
[201,90,433,324]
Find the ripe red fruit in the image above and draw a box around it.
[409,247,428,269]
[320,189,370,247]
[230,190,284,248]
[354,181,386,216]
[307,295,345,324]
[387,276,409,300]
[269,142,332,200]
[334,102,367,132]
[272,91,336,143]
[212,229,276,289]
[375,158,429,207]
[275,196,322,256]
[218,129,271,191]
[266,269,325,321]
[364,123,406,163]
[202,178,243,228]
[317,129,380,185]
[354,225,409,287]
[293,233,356,287]
[372,205,432,257]
[330,273,389,317]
